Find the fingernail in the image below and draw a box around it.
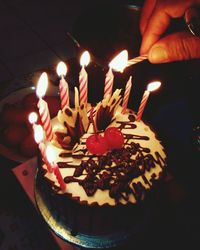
[149,46,168,63]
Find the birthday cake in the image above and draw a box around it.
[33,52,167,239]
[35,90,166,237]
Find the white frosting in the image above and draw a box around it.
[42,105,166,207]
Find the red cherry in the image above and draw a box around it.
[86,134,108,155]
[104,127,124,149]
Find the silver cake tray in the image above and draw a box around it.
[34,171,156,249]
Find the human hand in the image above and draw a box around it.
[140,0,200,63]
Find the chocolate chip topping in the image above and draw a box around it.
[57,115,166,204]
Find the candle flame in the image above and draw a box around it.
[28,112,38,124]
[36,72,48,98]
[57,61,67,77]
[147,81,161,92]
[80,51,90,67]
[109,50,128,72]
[34,124,44,144]
[46,145,55,163]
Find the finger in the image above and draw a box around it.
[140,8,171,54]
[148,31,200,63]
[140,0,193,55]
[140,0,157,35]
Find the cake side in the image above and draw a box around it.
[36,164,158,236]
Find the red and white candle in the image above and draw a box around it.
[121,76,132,114]
[104,67,114,99]
[33,124,53,173]
[127,54,148,67]
[104,50,128,98]
[36,72,53,141]
[79,51,90,106]
[57,61,69,110]
[46,145,66,191]
[33,124,45,157]
[53,165,66,191]
[136,81,161,121]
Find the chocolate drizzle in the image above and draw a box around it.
[55,114,166,204]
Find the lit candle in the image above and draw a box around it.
[104,50,128,98]
[34,124,45,157]
[36,72,53,141]
[136,81,161,121]
[57,61,69,110]
[28,112,38,130]
[33,124,53,173]
[46,145,66,191]
[79,51,90,106]
[121,76,132,114]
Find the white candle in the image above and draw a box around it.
[57,61,69,110]
[136,81,161,121]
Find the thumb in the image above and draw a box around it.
[148,31,200,63]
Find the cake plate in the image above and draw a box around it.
[34,171,158,249]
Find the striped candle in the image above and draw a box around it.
[79,66,88,105]
[136,81,161,121]
[38,98,53,141]
[104,50,128,98]
[127,54,148,67]
[59,76,69,109]
[79,51,90,105]
[57,61,69,110]
[53,164,66,191]
[33,124,53,173]
[104,67,114,99]
[36,72,53,141]
[46,145,66,191]
[39,143,53,173]
[136,90,150,122]
[121,76,132,114]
